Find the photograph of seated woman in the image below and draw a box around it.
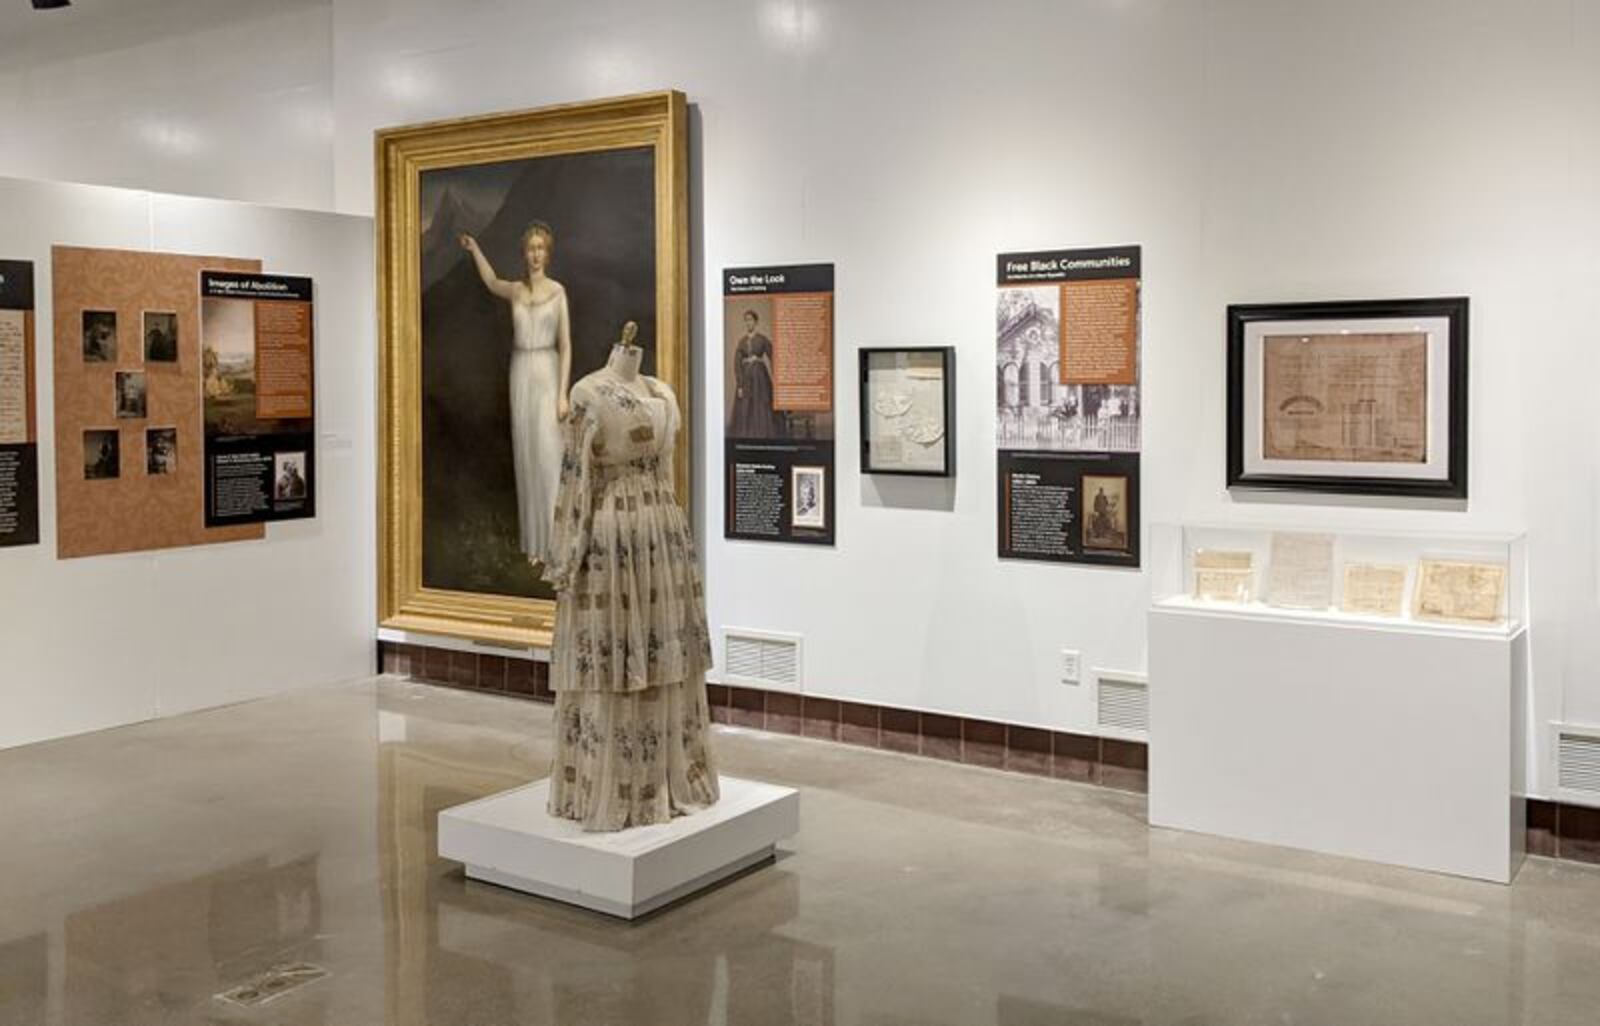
[728,309,781,438]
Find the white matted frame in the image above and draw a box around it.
[1227,297,1469,500]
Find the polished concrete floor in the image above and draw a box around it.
[2,679,1599,1025]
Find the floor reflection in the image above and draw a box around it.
[62,855,326,1025]
[377,699,836,1026]
[2,681,1599,1026]
[0,935,47,1025]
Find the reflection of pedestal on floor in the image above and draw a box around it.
[438,777,800,919]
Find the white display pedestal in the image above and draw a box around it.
[438,776,800,918]
[1148,599,1527,883]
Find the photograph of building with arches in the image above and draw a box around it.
[995,284,1140,453]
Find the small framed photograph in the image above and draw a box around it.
[114,370,147,419]
[274,451,309,501]
[859,346,955,477]
[1080,473,1130,553]
[83,310,117,362]
[143,311,179,363]
[1227,297,1468,499]
[791,465,826,529]
[146,427,178,475]
[84,429,120,480]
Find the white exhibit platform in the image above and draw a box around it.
[438,776,800,918]
[1148,600,1527,883]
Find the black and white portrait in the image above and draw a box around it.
[83,310,117,363]
[84,429,119,480]
[274,452,308,501]
[144,311,179,363]
[791,466,826,529]
[146,428,177,475]
[114,371,147,419]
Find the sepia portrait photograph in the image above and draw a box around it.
[725,296,780,438]
[84,429,119,480]
[1081,473,1128,552]
[143,311,179,363]
[379,92,690,645]
[791,466,826,529]
[114,370,147,419]
[145,427,177,475]
[82,310,116,363]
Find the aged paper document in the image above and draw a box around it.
[1414,560,1507,624]
[0,309,26,444]
[1193,549,1254,603]
[1340,563,1407,617]
[1265,532,1335,609]
[1262,332,1427,463]
[865,352,946,473]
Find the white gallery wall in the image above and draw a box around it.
[1,0,1598,799]
[0,177,376,749]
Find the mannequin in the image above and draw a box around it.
[541,321,720,831]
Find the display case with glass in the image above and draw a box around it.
[1149,522,1525,632]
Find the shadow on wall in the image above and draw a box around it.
[861,475,956,512]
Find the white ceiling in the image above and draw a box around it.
[0,0,329,61]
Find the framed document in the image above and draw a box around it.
[1227,297,1468,499]
[859,346,954,477]
[377,92,691,647]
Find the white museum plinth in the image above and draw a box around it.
[438,776,800,918]
[1148,599,1527,883]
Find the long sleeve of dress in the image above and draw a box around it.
[541,392,600,594]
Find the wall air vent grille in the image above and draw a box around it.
[1558,729,1600,794]
[1097,675,1149,735]
[722,629,802,691]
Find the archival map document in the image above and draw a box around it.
[1262,332,1427,463]
[1414,560,1507,624]
[1341,563,1407,617]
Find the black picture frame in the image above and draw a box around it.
[1226,297,1469,500]
[859,346,956,478]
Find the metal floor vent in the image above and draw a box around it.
[1097,674,1149,735]
[723,629,802,690]
[1558,727,1600,795]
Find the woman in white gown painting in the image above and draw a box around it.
[460,223,573,567]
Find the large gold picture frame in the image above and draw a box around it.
[378,91,690,647]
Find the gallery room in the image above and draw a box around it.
[1,0,1598,1022]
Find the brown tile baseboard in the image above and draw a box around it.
[379,641,1596,866]
[1527,799,1600,866]
[379,640,553,702]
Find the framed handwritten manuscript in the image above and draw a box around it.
[1226,297,1468,500]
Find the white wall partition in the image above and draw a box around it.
[0,1,1598,801]
[0,177,375,750]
